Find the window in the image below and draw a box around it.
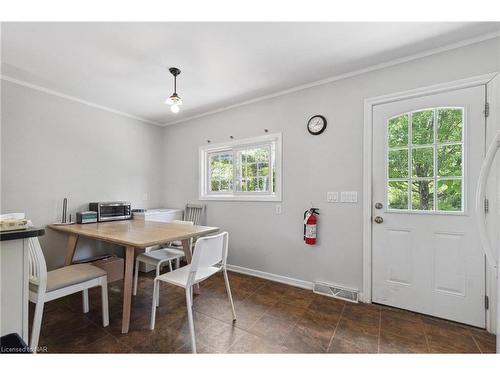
[386,107,464,212]
[209,151,233,192]
[200,133,282,201]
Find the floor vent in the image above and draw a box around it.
[313,281,359,303]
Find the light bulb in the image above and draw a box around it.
[171,104,180,113]
[165,94,182,106]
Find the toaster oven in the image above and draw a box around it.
[89,201,132,222]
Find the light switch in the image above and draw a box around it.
[341,191,358,203]
[142,193,149,201]
[327,192,338,203]
[275,204,282,215]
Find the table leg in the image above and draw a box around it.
[121,246,135,334]
[63,234,79,266]
[182,239,200,294]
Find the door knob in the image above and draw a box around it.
[374,216,384,224]
[375,202,383,209]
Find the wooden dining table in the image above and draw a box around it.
[47,220,219,333]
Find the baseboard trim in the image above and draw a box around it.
[226,264,313,290]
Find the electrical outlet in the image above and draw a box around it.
[341,191,358,203]
[327,192,338,203]
[275,204,282,215]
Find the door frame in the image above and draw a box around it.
[362,72,498,330]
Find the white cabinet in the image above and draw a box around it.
[0,239,28,341]
[0,228,44,343]
[132,208,183,223]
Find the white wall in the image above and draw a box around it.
[1,37,499,286]
[1,81,165,269]
[162,37,500,292]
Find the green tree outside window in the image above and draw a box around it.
[387,108,464,212]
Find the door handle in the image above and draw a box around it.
[374,216,383,224]
[375,202,383,209]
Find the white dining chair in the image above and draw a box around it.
[133,220,193,306]
[149,231,236,353]
[28,237,109,353]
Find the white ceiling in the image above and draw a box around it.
[2,22,500,126]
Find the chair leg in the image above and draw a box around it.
[155,264,161,307]
[168,260,173,272]
[191,286,194,308]
[82,289,89,313]
[176,258,180,269]
[150,279,159,330]
[223,268,236,321]
[101,277,109,327]
[185,286,197,353]
[133,258,139,296]
[30,298,45,353]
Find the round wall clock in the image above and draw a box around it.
[307,115,327,135]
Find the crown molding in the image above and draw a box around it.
[0,75,163,126]
[164,30,500,126]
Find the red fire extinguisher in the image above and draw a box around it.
[304,208,319,245]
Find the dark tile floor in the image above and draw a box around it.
[31,271,497,354]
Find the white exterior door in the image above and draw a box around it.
[372,85,486,328]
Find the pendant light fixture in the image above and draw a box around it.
[165,67,182,113]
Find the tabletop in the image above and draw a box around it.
[47,220,219,248]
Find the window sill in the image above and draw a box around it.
[199,194,282,202]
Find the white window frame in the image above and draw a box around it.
[199,133,282,201]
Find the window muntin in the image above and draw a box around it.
[200,134,281,201]
[386,107,464,213]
